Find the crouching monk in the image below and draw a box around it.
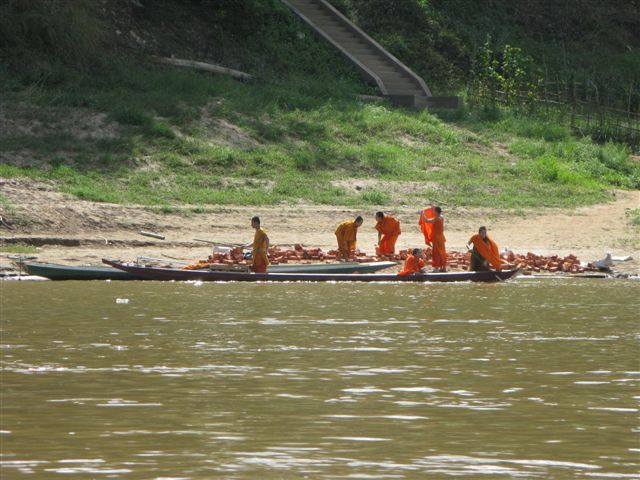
[467,226,502,271]
[250,216,270,273]
[375,211,401,256]
[398,248,426,276]
[335,216,363,261]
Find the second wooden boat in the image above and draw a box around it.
[103,259,520,283]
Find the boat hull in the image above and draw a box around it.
[22,260,396,280]
[24,262,139,280]
[103,259,519,283]
[270,261,396,273]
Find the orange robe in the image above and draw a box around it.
[431,216,447,269]
[335,220,358,259]
[419,207,436,246]
[398,254,425,276]
[375,216,401,255]
[419,208,446,269]
[252,227,269,273]
[469,234,502,270]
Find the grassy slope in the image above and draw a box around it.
[0,1,638,212]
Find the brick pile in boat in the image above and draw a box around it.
[184,244,599,273]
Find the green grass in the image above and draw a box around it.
[627,208,640,227]
[0,192,13,212]
[1,63,638,210]
[0,244,39,254]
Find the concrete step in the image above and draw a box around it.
[313,19,347,30]
[294,5,331,18]
[282,0,453,108]
[376,71,415,81]
[341,44,383,57]
[385,94,423,108]
[346,46,380,55]
[355,53,394,62]
[356,58,398,70]
[316,25,354,38]
[378,79,420,90]
[376,73,418,82]
[339,40,375,51]
[386,90,426,96]
[320,30,361,43]
[291,0,323,7]
[290,1,324,11]
[353,55,394,65]
[383,83,424,91]
[302,12,334,22]
[313,20,351,31]
[353,54,390,64]
[380,83,422,92]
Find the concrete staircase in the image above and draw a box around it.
[281,0,460,109]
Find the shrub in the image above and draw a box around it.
[360,189,390,204]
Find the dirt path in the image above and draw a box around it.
[1,177,638,274]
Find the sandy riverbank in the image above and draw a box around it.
[1,178,638,275]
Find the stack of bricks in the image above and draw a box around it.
[182,245,598,273]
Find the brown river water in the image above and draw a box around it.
[1,278,639,479]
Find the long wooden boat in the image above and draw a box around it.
[103,259,520,283]
[23,262,140,280]
[22,260,397,280]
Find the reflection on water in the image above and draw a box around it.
[1,279,639,479]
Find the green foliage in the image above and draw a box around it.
[508,133,639,189]
[497,117,571,142]
[110,106,152,127]
[0,0,109,83]
[431,0,639,106]
[0,244,39,254]
[627,209,640,227]
[470,37,540,109]
[360,189,391,205]
[0,192,14,213]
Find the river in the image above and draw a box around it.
[1,278,638,479]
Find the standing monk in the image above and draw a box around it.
[419,206,447,272]
[375,211,401,256]
[398,248,426,276]
[467,226,502,271]
[247,216,269,273]
[335,216,363,261]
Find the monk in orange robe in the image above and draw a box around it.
[419,206,447,272]
[375,211,401,256]
[335,216,363,261]
[467,226,502,271]
[248,216,269,273]
[398,248,425,276]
